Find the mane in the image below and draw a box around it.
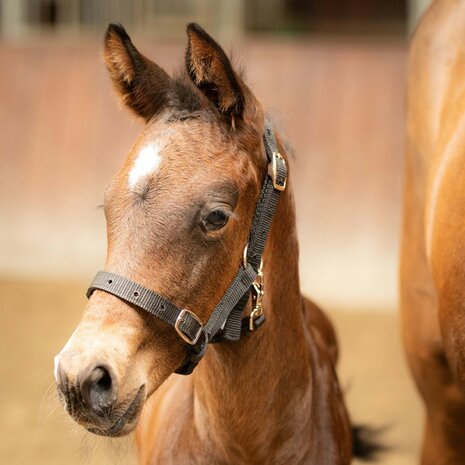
[170,73,203,116]
[167,57,248,124]
[165,63,267,160]
[264,114,295,159]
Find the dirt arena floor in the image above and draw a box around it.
[0,279,422,465]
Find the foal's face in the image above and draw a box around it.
[54,24,264,436]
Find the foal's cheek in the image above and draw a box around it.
[134,331,188,396]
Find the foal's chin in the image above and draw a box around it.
[88,385,146,437]
[58,382,147,438]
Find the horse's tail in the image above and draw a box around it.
[352,425,386,461]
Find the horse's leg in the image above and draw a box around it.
[401,285,465,465]
[412,329,465,465]
[401,147,465,464]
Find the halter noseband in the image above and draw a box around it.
[86,123,287,375]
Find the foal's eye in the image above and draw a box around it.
[202,209,230,231]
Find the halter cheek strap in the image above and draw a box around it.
[86,122,287,375]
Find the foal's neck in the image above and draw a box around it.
[192,178,313,460]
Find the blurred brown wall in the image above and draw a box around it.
[0,32,405,310]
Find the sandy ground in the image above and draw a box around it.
[0,279,422,465]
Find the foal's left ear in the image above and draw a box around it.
[185,23,245,120]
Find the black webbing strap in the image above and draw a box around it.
[87,272,182,325]
[87,266,257,375]
[247,124,286,268]
[86,122,287,375]
[217,123,287,342]
[176,263,257,374]
[86,271,206,352]
[204,264,257,338]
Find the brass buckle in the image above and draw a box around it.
[249,260,265,331]
[243,243,265,330]
[175,309,203,345]
[270,151,287,192]
[249,292,264,331]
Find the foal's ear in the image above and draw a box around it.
[185,23,245,119]
[104,23,172,121]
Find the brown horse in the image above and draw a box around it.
[54,23,373,464]
[401,0,465,463]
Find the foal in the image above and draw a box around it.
[54,23,369,464]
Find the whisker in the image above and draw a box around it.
[38,381,57,422]
[43,402,60,423]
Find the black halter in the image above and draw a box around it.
[86,123,287,375]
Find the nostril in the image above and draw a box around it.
[80,365,116,417]
[91,367,111,393]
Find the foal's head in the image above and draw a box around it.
[55,24,267,436]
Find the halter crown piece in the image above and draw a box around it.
[86,123,287,375]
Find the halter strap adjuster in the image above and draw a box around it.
[175,309,204,345]
[269,151,287,192]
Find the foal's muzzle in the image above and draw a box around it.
[56,361,144,436]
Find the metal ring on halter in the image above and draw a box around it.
[242,243,264,272]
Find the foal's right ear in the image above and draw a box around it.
[104,23,172,121]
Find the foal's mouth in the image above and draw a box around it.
[86,385,146,437]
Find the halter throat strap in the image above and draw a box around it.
[86,122,287,375]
